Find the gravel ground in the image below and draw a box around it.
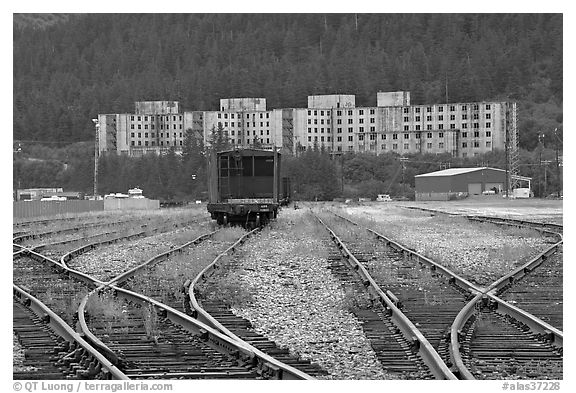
[13,333,35,372]
[334,205,552,286]
[68,224,213,281]
[226,209,392,379]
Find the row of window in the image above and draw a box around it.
[131,124,182,130]
[404,122,491,131]
[303,140,492,150]
[402,104,492,113]
[218,121,270,128]
[217,112,270,119]
[130,115,182,122]
[405,113,491,122]
[229,130,270,136]
[130,132,183,139]
[131,140,184,147]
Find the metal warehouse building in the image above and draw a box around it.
[414,167,531,201]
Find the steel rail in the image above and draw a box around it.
[13,284,128,380]
[331,211,486,295]
[449,293,482,380]
[77,285,260,376]
[315,213,458,380]
[187,227,316,380]
[105,230,218,286]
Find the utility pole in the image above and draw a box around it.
[399,157,409,197]
[92,118,100,197]
[538,132,545,198]
[554,128,562,197]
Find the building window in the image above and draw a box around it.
[415,133,421,139]
[358,134,364,141]
[486,113,491,119]
[427,132,433,139]
[370,126,375,132]
[307,110,311,116]
[382,144,387,150]
[473,123,479,129]
[138,141,142,146]
[426,116,432,121]
[337,110,342,116]
[415,107,421,113]
[427,124,433,130]
[462,132,467,138]
[462,123,468,129]
[131,141,134,146]
[486,122,491,128]
[348,110,353,116]
[450,105,455,111]
[348,135,353,141]
[438,115,443,121]
[427,106,432,112]
[473,104,479,110]
[404,133,409,139]
[348,119,353,124]
[131,125,134,129]
[486,131,491,137]
[486,104,491,110]
[359,127,364,132]
[462,142,467,148]
[404,125,409,131]
[337,128,342,133]
[474,131,480,138]
[382,134,386,140]
[393,144,398,150]
[439,142,444,149]
[415,125,421,130]
[438,132,444,138]
[474,141,480,148]
[438,106,444,112]
[486,141,492,147]
[138,124,141,130]
[403,107,409,114]
[370,109,375,115]
[427,143,432,149]
[438,124,444,130]
[348,127,353,133]
[415,116,421,121]
[404,116,409,122]
[461,105,467,111]
[359,109,364,115]
[308,136,312,142]
[450,124,456,129]
[337,136,342,142]
[392,133,398,140]
[404,143,409,149]
[473,113,479,120]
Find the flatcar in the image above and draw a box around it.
[207,148,289,227]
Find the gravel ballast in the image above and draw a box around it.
[224,209,392,379]
[337,205,552,286]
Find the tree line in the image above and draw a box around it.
[13,128,562,200]
[14,14,562,151]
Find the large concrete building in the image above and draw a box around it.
[96,92,518,159]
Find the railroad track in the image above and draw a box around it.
[315,211,460,379]
[323,241,432,379]
[323,208,563,380]
[13,285,125,380]
[185,227,325,379]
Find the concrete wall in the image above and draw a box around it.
[13,200,104,219]
[377,91,410,107]
[104,198,160,211]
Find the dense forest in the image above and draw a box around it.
[13,14,563,199]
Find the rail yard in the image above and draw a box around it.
[12,199,563,381]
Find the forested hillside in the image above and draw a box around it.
[14,14,562,150]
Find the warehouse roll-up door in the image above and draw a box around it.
[468,183,482,195]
